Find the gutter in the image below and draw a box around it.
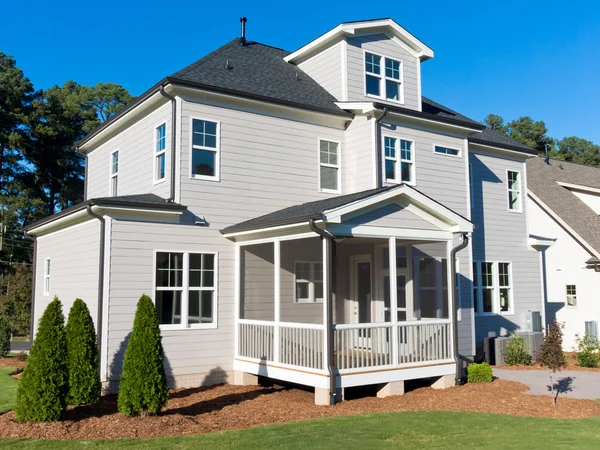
[450,232,469,385]
[308,218,337,405]
[86,205,106,378]
[23,232,37,340]
[159,85,177,202]
[375,108,389,187]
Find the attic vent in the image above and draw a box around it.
[225,59,232,70]
[295,71,299,81]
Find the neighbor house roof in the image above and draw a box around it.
[527,157,600,256]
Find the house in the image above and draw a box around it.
[527,156,600,350]
[24,18,541,405]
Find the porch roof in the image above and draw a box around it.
[221,184,473,236]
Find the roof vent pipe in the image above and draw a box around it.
[544,144,550,165]
[240,17,247,45]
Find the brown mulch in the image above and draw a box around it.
[1,379,599,440]
[0,357,27,370]
[496,352,600,372]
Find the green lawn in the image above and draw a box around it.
[0,366,18,414]
[3,411,600,449]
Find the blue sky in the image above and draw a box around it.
[4,0,600,142]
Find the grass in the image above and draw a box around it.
[0,366,18,414]
[3,411,600,449]
[10,336,29,343]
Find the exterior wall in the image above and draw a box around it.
[470,150,542,347]
[33,220,101,334]
[86,100,172,200]
[346,203,440,230]
[297,42,343,101]
[346,33,420,110]
[528,197,600,350]
[343,114,374,193]
[570,190,600,214]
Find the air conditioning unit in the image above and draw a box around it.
[585,321,598,339]
[526,310,543,333]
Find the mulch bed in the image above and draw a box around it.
[1,379,599,440]
[496,352,600,372]
[0,357,27,371]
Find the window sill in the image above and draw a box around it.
[319,188,341,195]
[384,179,416,187]
[508,209,523,214]
[433,151,462,159]
[365,93,405,105]
[190,175,220,182]
[153,178,167,186]
[160,323,218,331]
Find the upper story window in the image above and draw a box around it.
[473,261,513,315]
[110,150,119,196]
[155,124,166,182]
[566,284,577,307]
[191,118,220,181]
[434,145,460,157]
[383,136,414,185]
[365,52,403,103]
[294,261,323,303]
[507,170,522,212]
[319,139,341,193]
[43,258,51,296]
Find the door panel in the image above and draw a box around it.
[356,262,371,324]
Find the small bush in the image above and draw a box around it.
[15,297,68,422]
[66,299,101,406]
[118,295,168,416]
[537,321,567,371]
[502,333,532,366]
[14,351,28,362]
[467,362,493,383]
[574,333,599,368]
[0,317,11,357]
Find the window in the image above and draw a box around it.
[191,118,219,180]
[155,124,166,182]
[507,170,521,212]
[155,251,217,328]
[294,261,323,303]
[434,145,460,157]
[473,261,513,314]
[319,140,340,193]
[365,52,403,102]
[43,258,51,296]
[498,262,512,312]
[110,150,118,196]
[566,285,577,307]
[383,137,414,184]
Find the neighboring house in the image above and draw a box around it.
[24,18,540,405]
[527,156,600,350]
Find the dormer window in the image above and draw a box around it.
[365,52,403,103]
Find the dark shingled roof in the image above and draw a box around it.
[421,96,482,127]
[469,128,537,154]
[527,157,600,255]
[26,194,186,232]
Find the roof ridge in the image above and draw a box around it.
[171,39,240,79]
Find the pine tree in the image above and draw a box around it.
[15,297,68,422]
[117,295,168,416]
[66,299,100,405]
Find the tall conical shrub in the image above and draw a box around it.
[66,299,100,405]
[15,297,68,422]
[0,316,11,357]
[118,295,168,416]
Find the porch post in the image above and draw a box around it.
[389,237,399,366]
[446,239,455,359]
[274,240,281,363]
[234,243,241,359]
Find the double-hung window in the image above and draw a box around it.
[294,261,323,303]
[365,52,403,102]
[498,262,512,312]
[473,261,513,314]
[155,124,166,182]
[507,170,522,212]
[319,140,340,193]
[110,150,118,196]
[191,118,219,180]
[383,137,414,184]
[566,285,577,307]
[155,251,217,328]
[43,258,51,296]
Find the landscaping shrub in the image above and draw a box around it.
[14,350,28,362]
[574,333,599,368]
[501,333,532,366]
[537,321,567,406]
[118,294,168,416]
[15,297,68,422]
[0,316,11,357]
[66,299,100,405]
[467,362,493,383]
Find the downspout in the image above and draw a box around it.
[309,218,337,404]
[374,107,389,187]
[83,151,88,201]
[450,232,469,385]
[24,233,37,340]
[86,205,106,378]
[159,85,177,203]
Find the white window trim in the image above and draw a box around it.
[43,258,50,297]
[189,116,221,182]
[109,149,119,196]
[293,261,323,304]
[382,135,416,186]
[433,144,461,158]
[473,261,514,316]
[498,261,514,314]
[153,122,167,185]
[507,169,522,213]
[153,250,219,330]
[363,50,405,104]
[565,284,577,308]
[317,138,342,194]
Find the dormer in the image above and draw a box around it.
[285,18,433,111]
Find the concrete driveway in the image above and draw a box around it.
[494,368,600,400]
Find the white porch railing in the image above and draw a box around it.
[333,323,393,370]
[397,320,452,364]
[279,322,324,370]
[238,320,275,362]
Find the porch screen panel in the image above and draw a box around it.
[241,243,275,321]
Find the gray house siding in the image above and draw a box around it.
[343,114,374,193]
[297,42,343,101]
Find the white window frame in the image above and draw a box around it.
[433,144,461,158]
[473,261,514,316]
[43,258,51,296]
[318,138,341,194]
[566,284,577,307]
[153,250,218,330]
[294,261,323,304]
[109,150,119,196]
[189,116,220,182]
[382,135,415,186]
[507,170,522,213]
[154,123,167,184]
[498,261,513,313]
[363,50,404,104]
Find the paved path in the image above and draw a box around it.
[494,368,600,400]
[10,341,30,353]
